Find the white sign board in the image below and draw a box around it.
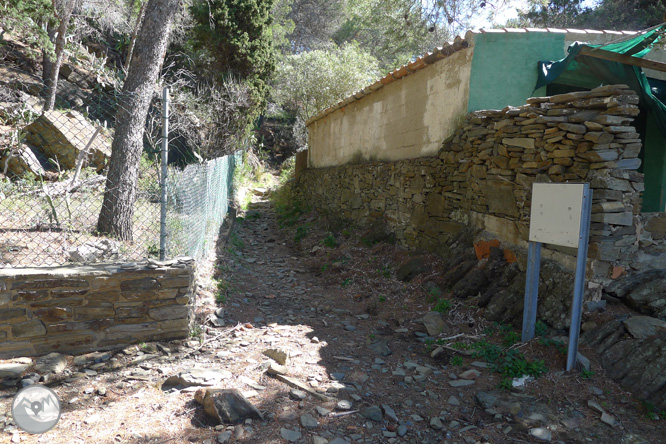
[528,183,585,248]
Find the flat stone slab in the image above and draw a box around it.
[624,316,666,339]
[163,368,232,387]
[0,363,29,378]
[449,379,475,388]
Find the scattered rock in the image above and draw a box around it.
[266,363,287,375]
[381,404,398,423]
[396,257,432,282]
[163,368,232,387]
[429,416,443,430]
[194,388,263,424]
[601,412,618,427]
[459,369,481,380]
[361,405,383,422]
[0,363,28,379]
[368,339,392,356]
[300,413,318,428]
[263,348,289,365]
[316,406,330,417]
[280,428,301,442]
[289,389,307,400]
[216,431,232,443]
[397,424,408,437]
[422,312,445,336]
[475,392,499,409]
[336,400,352,410]
[528,427,552,441]
[449,379,475,388]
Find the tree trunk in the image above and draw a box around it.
[44,0,75,111]
[125,0,148,75]
[97,0,180,240]
[41,23,57,86]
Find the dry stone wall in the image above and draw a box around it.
[298,85,665,277]
[0,259,194,359]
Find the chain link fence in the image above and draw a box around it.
[0,44,239,268]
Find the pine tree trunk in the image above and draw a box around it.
[41,24,57,86]
[125,1,148,74]
[44,0,75,111]
[97,0,180,240]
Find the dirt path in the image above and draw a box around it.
[0,191,662,444]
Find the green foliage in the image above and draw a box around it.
[323,234,338,248]
[535,320,548,337]
[230,232,245,250]
[580,368,595,379]
[0,0,55,58]
[450,355,463,366]
[642,400,666,420]
[332,0,447,70]
[190,324,203,339]
[501,330,520,348]
[433,298,451,314]
[378,265,391,278]
[519,0,589,28]
[189,0,276,122]
[498,377,513,391]
[378,295,386,303]
[539,337,567,354]
[278,155,296,184]
[215,278,228,304]
[471,338,547,386]
[424,337,435,352]
[272,42,379,121]
[518,0,666,30]
[341,278,352,287]
[294,224,308,243]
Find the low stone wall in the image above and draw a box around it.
[0,259,194,359]
[298,85,666,278]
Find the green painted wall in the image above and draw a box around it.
[642,114,666,211]
[468,32,566,112]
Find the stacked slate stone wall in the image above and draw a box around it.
[0,259,194,359]
[298,85,665,277]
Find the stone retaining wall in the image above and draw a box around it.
[298,85,666,278]
[0,259,194,359]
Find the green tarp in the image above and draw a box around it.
[535,25,666,139]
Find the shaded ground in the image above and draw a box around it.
[0,187,663,444]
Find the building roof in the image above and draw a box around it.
[466,27,640,36]
[305,27,646,127]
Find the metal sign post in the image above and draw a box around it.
[522,183,593,371]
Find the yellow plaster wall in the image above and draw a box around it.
[307,48,474,168]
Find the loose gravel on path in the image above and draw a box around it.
[0,192,662,444]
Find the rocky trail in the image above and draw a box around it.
[0,190,663,444]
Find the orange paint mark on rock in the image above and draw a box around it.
[611,266,625,280]
[474,239,500,260]
[503,249,517,264]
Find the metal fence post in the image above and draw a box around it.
[159,87,169,260]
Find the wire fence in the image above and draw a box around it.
[0,50,239,268]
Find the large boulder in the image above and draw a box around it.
[0,143,46,177]
[194,388,263,424]
[24,109,111,171]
